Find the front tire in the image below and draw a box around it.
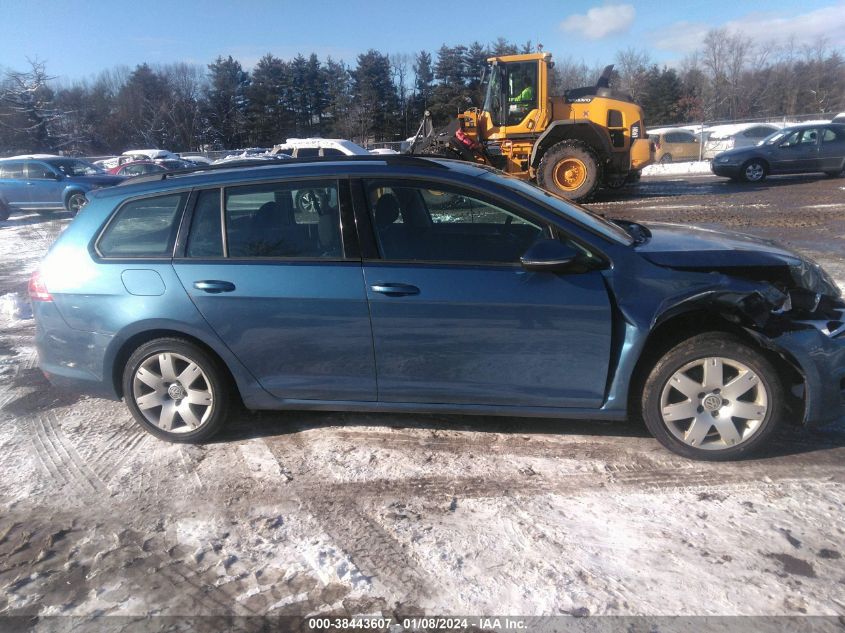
[536,141,601,202]
[660,153,673,164]
[641,333,783,461]
[122,338,230,443]
[740,159,767,183]
[0,200,9,221]
[65,191,87,216]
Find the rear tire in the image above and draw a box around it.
[122,337,231,443]
[641,332,783,461]
[536,141,601,202]
[0,200,9,221]
[824,168,843,177]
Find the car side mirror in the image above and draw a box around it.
[53,173,63,180]
[520,239,580,272]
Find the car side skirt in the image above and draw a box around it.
[243,397,628,420]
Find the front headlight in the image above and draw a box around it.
[715,155,732,163]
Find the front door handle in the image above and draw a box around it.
[193,280,236,294]
[369,283,420,297]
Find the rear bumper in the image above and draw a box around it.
[34,302,120,400]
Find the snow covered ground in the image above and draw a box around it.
[642,160,712,177]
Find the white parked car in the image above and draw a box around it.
[270,138,370,158]
[178,154,213,165]
[703,124,782,159]
[96,149,179,170]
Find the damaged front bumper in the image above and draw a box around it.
[758,317,845,427]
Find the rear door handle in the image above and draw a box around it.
[369,283,420,297]
[193,280,236,294]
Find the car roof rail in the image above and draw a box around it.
[117,154,449,186]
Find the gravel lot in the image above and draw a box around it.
[1,172,844,627]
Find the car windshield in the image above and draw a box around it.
[479,171,634,244]
[50,159,105,176]
[762,130,789,145]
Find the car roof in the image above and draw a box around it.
[2,154,64,161]
[90,156,490,201]
[778,122,845,133]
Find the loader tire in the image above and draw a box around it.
[537,141,601,203]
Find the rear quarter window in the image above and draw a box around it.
[97,193,186,257]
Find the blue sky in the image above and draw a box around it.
[1,0,844,82]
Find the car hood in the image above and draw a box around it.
[634,222,840,297]
[70,174,125,186]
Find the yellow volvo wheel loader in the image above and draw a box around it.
[411,53,654,202]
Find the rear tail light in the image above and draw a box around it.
[28,270,53,302]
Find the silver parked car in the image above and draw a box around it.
[703,124,781,159]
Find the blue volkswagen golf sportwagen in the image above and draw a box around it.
[30,156,845,460]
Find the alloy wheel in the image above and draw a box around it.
[659,356,768,450]
[132,352,214,433]
[744,162,765,182]
[67,193,87,215]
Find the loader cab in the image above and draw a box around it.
[479,53,552,137]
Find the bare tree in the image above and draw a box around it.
[391,53,412,137]
[0,58,63,152]
[614,47,651,102]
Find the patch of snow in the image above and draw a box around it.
[0,292,32,323]
[642,161,712,177]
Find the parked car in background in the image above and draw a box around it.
[0,155,123,217]
[155,159,199,170]
[108,161,167,177]
[270,138,370,158]
[211,154,291,165]
[29,156,845,460]
[832,113,845,124]
[711,123,845,182]
[648,129,702,163]
[96,149,179,170]
[178,155,213,165]
[703,124,781,159]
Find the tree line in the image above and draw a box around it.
[1,31,843,156]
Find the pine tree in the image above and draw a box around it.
[350,50,399,142]
[204,56,250,149]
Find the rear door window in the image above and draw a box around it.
[98,193,187,257]
[224,180,341,258]
[26,162,57,179]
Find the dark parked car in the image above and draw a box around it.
[29,157,845,460]
[711,123,845,182]
[0,155,123,219]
